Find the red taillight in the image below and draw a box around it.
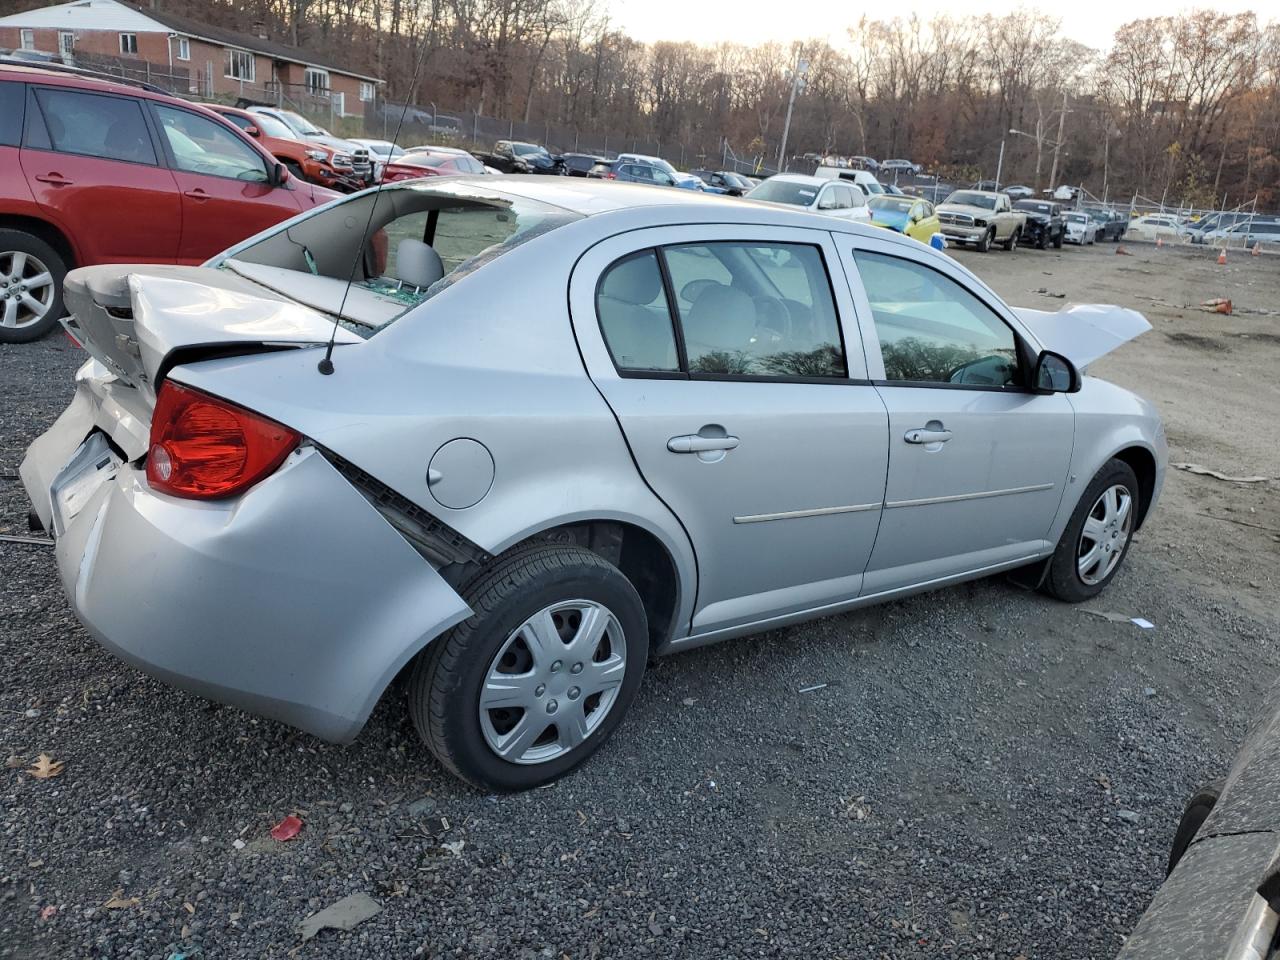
[146,382,300,499]
[606,172,616,180]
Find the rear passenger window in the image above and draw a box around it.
[0,81,24,147]
[33,88,156,165]
[596,251,680,372]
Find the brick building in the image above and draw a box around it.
[0,0,381,118]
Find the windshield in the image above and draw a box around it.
[1015,201,1053,214]
[862,180,884,194]
[252,113,296,139]
[868,197,913,214]
[212,182,581,333]
[945,191,997,209]
[747,179,819,207]
[277,110,322,136]
[512,143,547,156]
[1065,213,1089,222]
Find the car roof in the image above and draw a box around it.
[767,174,829,187]
[0,61,167,98]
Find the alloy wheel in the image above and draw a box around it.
[478,600,627,765]
[1077,484,1133,585]
[0,250,56,330]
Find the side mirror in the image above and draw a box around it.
[246,125,261,138]
[272,162,288,186]
[1034,350,1079,393]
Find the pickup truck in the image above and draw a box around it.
[936,190,1026,252]
[475,140,563,174]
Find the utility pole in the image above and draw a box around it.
[776,49,808,173]
[994,138,1005,188]
[1047,91,1069,194]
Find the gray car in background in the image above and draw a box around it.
[21,179,1165,791]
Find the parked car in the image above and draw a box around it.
[614,153,703,191]
[348,138,406,181]
[1050,184,1080,201]
[814,165,886,197]
[970,180,1003,192]
[1013,199,1066,249]
[1186,211,1255,243]
[905,182,956,204]
[595,158,686,188]
[380,150,488,182]
[19,177,1165,791]
[690,169,753,196]
[867,195,940,243]
[209,105,366,193]
[1063,211,1098,245]
[1116,681,1280,959]
[560,153,607,177]
[403,145,501,176]
[0,63,339,343]
[880,158,922,176]
[478,140,563,174]
[746,173,871,222]
[1210,219,1280,250]
[850,155,880,173]
[936,190,1026,251]
[1125,214,1187,243]
[245,106,373,185]
[1087,208,1128,242]
[1005,185,1035,199]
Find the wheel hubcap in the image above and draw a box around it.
[1077,484,1133,585]
[0,251,55,330]
[478,600,626,765]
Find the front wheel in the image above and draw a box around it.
[1044,459,1140,602]
[976,228,993,253]
[0,230,67,343]
[1003,228,1020,251]
[409,544,648,790]
[1052,230,1064,249]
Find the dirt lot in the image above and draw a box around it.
[1,240,1278,960]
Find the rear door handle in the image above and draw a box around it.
[183,189,209,200]
[667,434,740,454]
[904,427,953,444]
[34,173,73,186]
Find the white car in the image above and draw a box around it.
[349,138,406,181]
[813,165,886,198]
[1124,215,1187,243]
[745,174,872,222]
[1063,212,1098,245]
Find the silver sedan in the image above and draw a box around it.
[21,178,1166,790]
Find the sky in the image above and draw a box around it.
[610,0,1265,50]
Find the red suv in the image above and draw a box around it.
[0,63,340,343]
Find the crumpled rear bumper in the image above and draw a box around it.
[25,427,471,742]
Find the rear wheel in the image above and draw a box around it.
[976,228,994,253]
[1167,782,1222,875]
[1037,229,1050,250]
[409,545,647,790]
[0,230,66,344]
[1045,459,1140,602]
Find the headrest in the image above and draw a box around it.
[395,239,444,288]
[685,285,755,350]
[600,254,662,305]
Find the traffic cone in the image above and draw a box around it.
[1252,242,1261,257]
[1218,248,1227,265]
[1116,245,1132,256]
[1156,237,1163,248]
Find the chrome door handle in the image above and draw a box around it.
[667,434,740,454]
[904,427,953,444]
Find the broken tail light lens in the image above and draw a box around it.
[146,382,300,499]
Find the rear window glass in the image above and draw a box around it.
[0,81,23,147]
[33,87,157,165]
[747,179,819,206]
[214,180,580,335]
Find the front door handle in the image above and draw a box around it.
[668,434,740,454]
[183,189,209,200]
[34,173,73,186]
[904,427,953,445]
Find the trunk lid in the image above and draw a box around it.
[63,264,360,406]
[1012,303,1151,369]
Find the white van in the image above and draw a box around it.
[813,165,885,197]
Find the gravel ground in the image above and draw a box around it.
[2,242,1278,959]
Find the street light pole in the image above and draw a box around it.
[994,138,1005,188]
[1047,90,1069,194]
[776,50,807,173]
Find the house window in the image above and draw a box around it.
[359,81,375,102]
[175,37,190,61]
[225,48,255,82]
[19,29,35,50]
[332,91,345,116]
[119,33,138,55]
[303,67,329,94]
[58,31,74,57]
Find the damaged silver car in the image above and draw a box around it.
[21,178,1166,790]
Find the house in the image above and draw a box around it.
[0,0,381,118]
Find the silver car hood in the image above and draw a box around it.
[1012,303,1151,368]
[62,265,360,405]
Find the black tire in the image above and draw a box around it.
[409,544,648,791]
[1052,229,1064,249]
[0,229,68,344]
[1037,229,1050,250]
[976,228,993,253]
[1003,228,1019,251]
[282,159,306,184]
[1167,782,1222,875]
[1044,458,1141,602]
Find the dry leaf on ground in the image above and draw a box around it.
[27,754,65,779]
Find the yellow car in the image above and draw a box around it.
[867,195,941,243]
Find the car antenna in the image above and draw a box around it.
[318,40,434,376]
